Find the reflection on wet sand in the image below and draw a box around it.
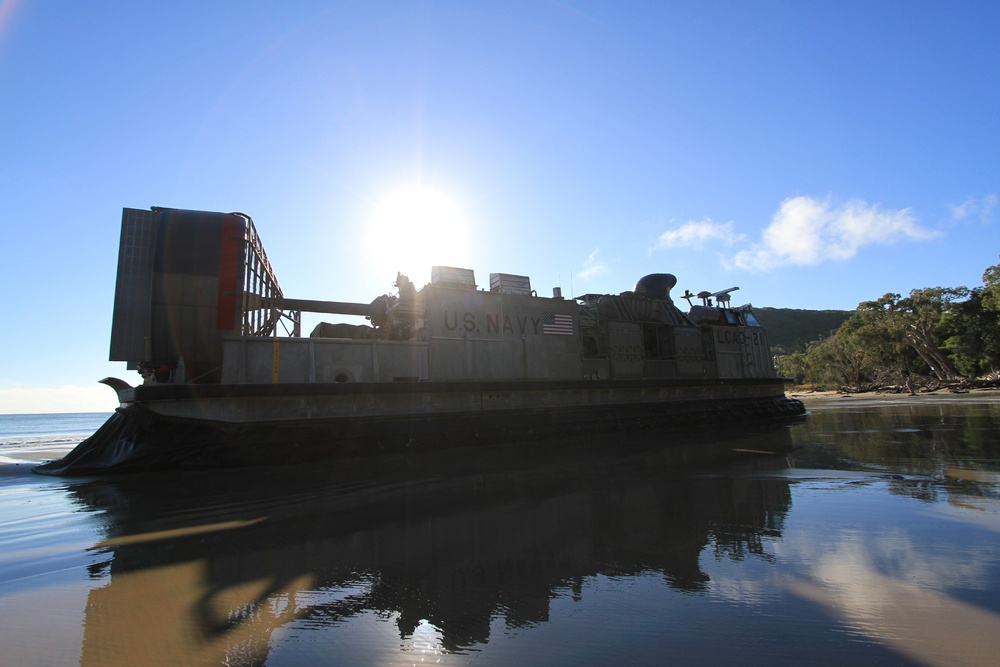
[781,397,1000,667]
[67,425,797,665]
[786,563,1000,667]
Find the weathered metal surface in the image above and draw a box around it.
[490,272,532,295]
[72,376,794,424]
[34,386,804,475]
[431,265,476,288]
[280,298,377,317]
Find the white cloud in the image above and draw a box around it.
[729,196,938,271]
[949,193,996,224]
[577,248,608,279]
[651,218,744,251]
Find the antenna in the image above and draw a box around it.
[712,287,739,307]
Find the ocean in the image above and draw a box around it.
[0,412,112,464]
[2,397,1000,666]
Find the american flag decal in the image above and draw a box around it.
[542,311,574,335]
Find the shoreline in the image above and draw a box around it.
[790,386,1000,403]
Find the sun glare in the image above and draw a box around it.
[366,186,470,284]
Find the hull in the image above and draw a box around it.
[35,378,803,475]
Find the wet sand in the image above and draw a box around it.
[2,401,999,666]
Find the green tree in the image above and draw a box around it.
[838,304,908,381]
[855,288,967,381]
[982,258,1000,312]
[777,258,1000,387]
[945,287,1000,378]
[818,334,867,390]
[799,329,878,391]
[775,350,808,384]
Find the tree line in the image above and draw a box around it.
[775,258,1000,392]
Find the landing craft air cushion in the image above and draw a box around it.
[35,207,804,475]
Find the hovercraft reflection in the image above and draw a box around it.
[68,426,796,661]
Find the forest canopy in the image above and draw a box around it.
[775,258,1000,391]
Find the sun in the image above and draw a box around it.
[366,185,470,284]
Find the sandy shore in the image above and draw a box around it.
[790,386,1000,403]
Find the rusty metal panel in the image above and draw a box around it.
[216,216,244,330]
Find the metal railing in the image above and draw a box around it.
[236,213,301,338]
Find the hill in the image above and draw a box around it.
[754,307,854,352]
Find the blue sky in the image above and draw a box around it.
[1,1,997,413]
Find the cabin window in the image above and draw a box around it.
[642,325,659,358]
[635,324,677,359]
[581,329,605,358]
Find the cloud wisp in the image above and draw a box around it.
[577,248,609,279]
[650,218,744,252]
[949,194,996,225]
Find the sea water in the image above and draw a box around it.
[1,396,999,666]
[0,412,111,463]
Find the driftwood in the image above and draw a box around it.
[855,377,999,395]
[794,376,1000,395]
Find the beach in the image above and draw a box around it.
[2,398,999,666]
[792,385,1000,403]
